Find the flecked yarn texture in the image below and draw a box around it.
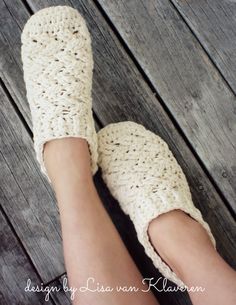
[98,121,216,287]
[21,6,98,176]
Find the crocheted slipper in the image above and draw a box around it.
[98,121,215,287]
[21,6,98,176]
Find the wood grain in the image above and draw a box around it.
[0,84,64,283]
[96,0,236,213]
[0,209,54,305]
[0,0,32,127]
[171,0,236,94]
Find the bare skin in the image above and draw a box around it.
[148,210,236,305]
[44,138,158,305]
[44,137,236,305]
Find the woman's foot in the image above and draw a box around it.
[21,6,98,178]
[97,121,215,287]
[149,210,236,305]
[97,121,236,304]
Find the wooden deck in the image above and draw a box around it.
[0,0,235,304]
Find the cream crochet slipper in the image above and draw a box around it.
[21,6,98,176]
[98,121,215,287]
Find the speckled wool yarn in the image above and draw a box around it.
[21,6,98,177]
[98,121,215,287]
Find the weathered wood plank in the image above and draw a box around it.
[96,0,236,213]
[0,0,32,127]
[0,84,64,282]
[171,0,236,95]
[0,208,54,305]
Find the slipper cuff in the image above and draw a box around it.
[34,112,98,177]
[135,195,215,287]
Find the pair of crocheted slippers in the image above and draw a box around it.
[22,6,215,288]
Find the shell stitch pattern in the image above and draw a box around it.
[98,121,216,287]
[21,6,98,177]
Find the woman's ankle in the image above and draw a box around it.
[148,210,214,280]
[44,137,92,185]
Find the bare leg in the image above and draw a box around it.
[44,138,158,305]
[148,210,236,305]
